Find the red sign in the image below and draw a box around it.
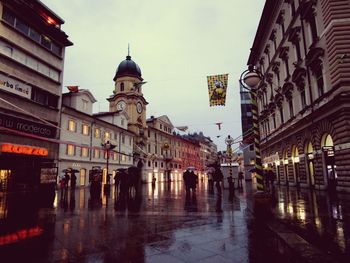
[0,226,43,246]
[1,144,48,156]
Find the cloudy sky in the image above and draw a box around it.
[41,0,265,151]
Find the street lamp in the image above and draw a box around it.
[240,65,264,192]
[225,135,234,186]
[102,140,116,186]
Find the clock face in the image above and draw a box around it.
[116,100,126,111]
[136,102,143,114]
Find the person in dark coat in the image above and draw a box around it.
[238,171,244,189]
[183,169,191,193]
[213,167,223,195]
[70,173,77,190]
[189,170,198,192]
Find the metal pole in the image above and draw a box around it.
[106,148,109,184]
[250,90,264,191]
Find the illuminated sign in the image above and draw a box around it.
[40,167,57,184]
[0,226,43,246]
[322,146,335,157]
[1,144,48,156]
[0,72,32,99]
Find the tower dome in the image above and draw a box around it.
[113,55,142,81]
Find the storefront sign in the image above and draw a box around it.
[1,143,48,156]
[263,152,280,164]
[0,112,56,138]
[322,146,335,157]
[40,167,57,184]
[0,72,32,99]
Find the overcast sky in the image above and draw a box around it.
[41,0,265,151]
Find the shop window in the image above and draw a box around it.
[80,169,86,186]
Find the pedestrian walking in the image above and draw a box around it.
[71,173,77,190]
[189,170,198,192]
[227,175,234,194]
[238,171,244,189]
[213,167,223,195]
[183,169,191,193]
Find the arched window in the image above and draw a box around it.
[120,82,124,92]
[321,134,333,147]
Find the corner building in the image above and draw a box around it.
[0,0,72,191]
[248,0,350,192]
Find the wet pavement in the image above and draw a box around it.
[0,181,280,263]
[0,181,349,262]
[269,185,350,263]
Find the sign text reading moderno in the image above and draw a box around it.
[0,113,56,138]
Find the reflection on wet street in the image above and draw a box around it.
[1,181,349,262]
[272,185,350,263]
[0,181,281,263]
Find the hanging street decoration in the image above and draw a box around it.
[215,122,222,130]
[207,74,228,106]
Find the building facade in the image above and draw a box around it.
[247,0,350,192]
[59,89,134,186]
[0,0,72,192]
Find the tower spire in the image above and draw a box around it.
[127,43,131,60]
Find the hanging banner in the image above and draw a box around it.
[207,74,228,106]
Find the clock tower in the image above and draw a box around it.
[108,53,148,139]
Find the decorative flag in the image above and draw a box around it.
[215,122,222,130]
[207,74,228,106]
[176,126,188,132]
[67,86,79,92]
